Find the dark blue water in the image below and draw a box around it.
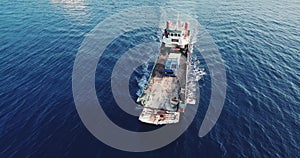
[0,0,299,157]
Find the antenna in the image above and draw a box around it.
[176,13,179,30]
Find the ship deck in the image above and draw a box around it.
[138,46,188,125]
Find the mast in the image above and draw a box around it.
[176,13,179,30]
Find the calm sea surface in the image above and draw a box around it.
[0,0,299,157]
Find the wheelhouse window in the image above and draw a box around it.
[171,39,179,42]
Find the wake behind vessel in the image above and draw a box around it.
[137,20,192,125]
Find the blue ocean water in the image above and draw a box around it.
[0,0,299,157]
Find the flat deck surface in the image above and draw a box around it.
[138,46,188,124]
[145,76,180,111]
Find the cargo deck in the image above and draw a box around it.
[137,20,190,125]
[137,45,189,124]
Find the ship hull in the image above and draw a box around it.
[137,43,190,125]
